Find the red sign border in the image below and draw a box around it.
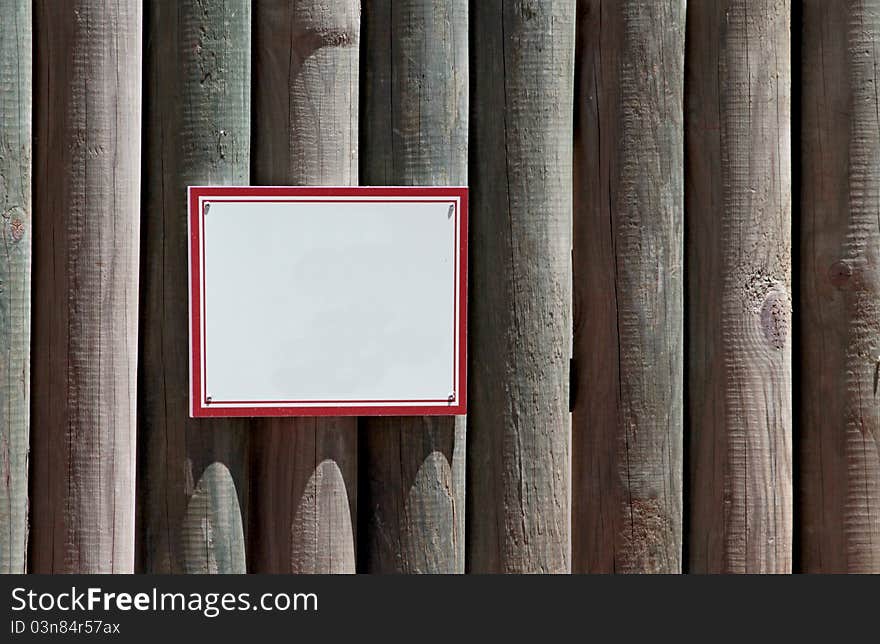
[188,186,468,418]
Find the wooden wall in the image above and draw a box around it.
[0,0,878,574]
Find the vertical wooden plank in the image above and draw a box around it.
[801,0,880,573]
[571,0,684,573]
[359,0,467,574]
[250,0,359,573]
[31,0,142,573]
[685,0,792,573]
[138,0,251,574]
[0,0,31,574]
[468,0,575,573]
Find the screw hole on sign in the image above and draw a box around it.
[448,204,454,218]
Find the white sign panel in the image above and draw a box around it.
[188,187,468,417]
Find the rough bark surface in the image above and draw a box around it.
[0,0,31,574]
[138,0,251,574]
[801,0,880,573]
[31,0,142,573]
[572,0,684,574]
[686,0,792,573]
[250,0,359,574]
[468,0,575,573]
[360,0,467,574]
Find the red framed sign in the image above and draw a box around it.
[188,186,468,418]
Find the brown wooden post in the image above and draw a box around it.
[0,0,31,574]
[31,0,142,573]
[468,0,575,573]
[138,0,251,574]
[360,0,467,573]
[801,0,880,573]
[685,0,792,573]
[572,0,685,574]
[250,0,359,573]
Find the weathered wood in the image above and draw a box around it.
[31,0,142,573]
[468,0,574,573]
[685,0,792,573]
[572,0,684,573]
[138,0,250,574]
[800,0,880,573]
[250,0,359,574]
[360,0,467,574]
[0,0,31,575]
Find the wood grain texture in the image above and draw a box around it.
[685,0,792,573]
[31,0,142,573]
[360,0,467,574]
[138,0,250,574]
[0,0,31,574]
[572,0,684,574]
[800,0,880,573]
[250,0,359,574]
[468,0,574,573]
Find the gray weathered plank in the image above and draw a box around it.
[801,0,880,573]
[468,0,575,573]
[360,0,467,574]
[138,0,251,574]
[572,0,684,574]
[685,0,792,573]
[31,0,142,573]
[0,0,31,575]
[250,0,359,574]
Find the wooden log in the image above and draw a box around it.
[685,0,792,573]
[468,0,575,573]
[801,0,880,573]
[250,0,359,574]
[359,0,467,574]
[31,0,142,573]
[571,0,684,573]
[138,0,251,574]
[0,0,31,574]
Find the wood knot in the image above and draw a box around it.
[760,288,790,350]
[10,218,24,242]
[520,1,539,20]
[319,29,353,48]
[828,260,853,287]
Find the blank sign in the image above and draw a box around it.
[188,187,467,417]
